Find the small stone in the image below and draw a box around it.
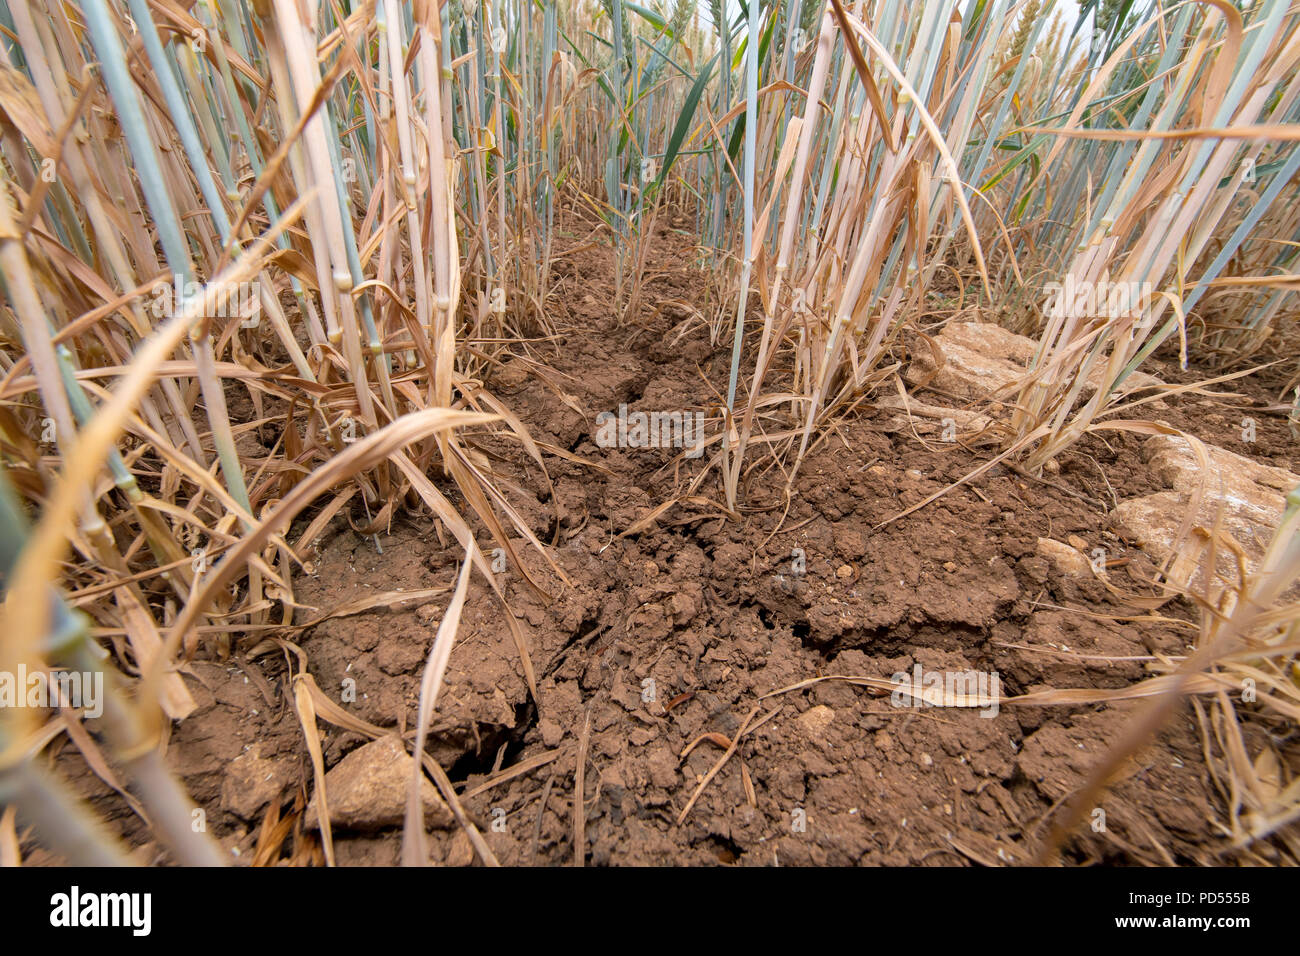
[305,736,452,831]
[904,322,1036,399]
[836,564,854,579]
[643,560,659,576]
[919,752,933,767]
[904,469,923,481]
[415,603,440,624]
[1037,537,1092,577]
[797,705,835,738]
[1067,534,1089,551]
[943,561,958,573]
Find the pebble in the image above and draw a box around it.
[304,736,452,831]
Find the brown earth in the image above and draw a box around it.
[30,215,1300,867]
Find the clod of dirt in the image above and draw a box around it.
[305,736,453,831]
[221,744,297,821]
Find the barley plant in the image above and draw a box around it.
[1,0,1298,864]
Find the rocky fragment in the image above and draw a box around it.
[1036,537,1094,578]
[1110,435,1299,592]
[907,321,1161,402]
[305,735,453,831]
